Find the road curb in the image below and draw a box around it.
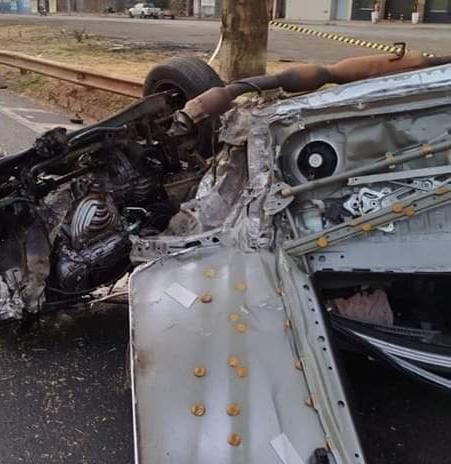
[269,20,435,58]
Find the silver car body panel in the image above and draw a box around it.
[129,246,364,464]
[129,65,451,463]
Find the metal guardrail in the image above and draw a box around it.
[0,50,144,98]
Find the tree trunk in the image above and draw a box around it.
[219,0,269,82]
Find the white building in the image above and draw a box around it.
[285,0,352,21]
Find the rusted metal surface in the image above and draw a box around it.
[0,50,144,98]
[175,52,451,128]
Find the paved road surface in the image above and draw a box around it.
[0,90,134,464]
[2,14,451,63]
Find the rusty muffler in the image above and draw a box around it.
[168,52,451,136]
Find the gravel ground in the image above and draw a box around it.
[0,306,133,464]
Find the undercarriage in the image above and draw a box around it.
[2,52,451,463]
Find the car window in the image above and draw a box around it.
[143,3,154,7]
[135,3,143,8]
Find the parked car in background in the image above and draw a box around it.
[159,8,175,19]
[128,2,161,18]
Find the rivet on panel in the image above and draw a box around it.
[228,356,240,368]
[403,206,416,217]
[316,236,328,248]
[421,144,433,156]
[234,282,247,292]
[391,202,403,213]
[229,312,241,322]
[228,433,242,446]
[360,223,373,232]
[193,366,207,378]
[235,322,248,334]
[191,403,206,416]
[200,293,213,304]
[236,366,248,378]
[203,268,217,278]
[227,403,241,416]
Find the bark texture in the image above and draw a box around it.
[219,0,269,82]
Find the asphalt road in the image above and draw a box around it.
[0,90,134,464]
[0,14,451,62]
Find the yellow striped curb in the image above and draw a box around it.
[269,20,435,58]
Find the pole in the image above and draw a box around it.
[219,0,269,82]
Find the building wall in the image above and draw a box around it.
[285,0,332,20]
[0,0,32,12]
[193,0,218,16]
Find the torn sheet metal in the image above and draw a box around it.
[129,246,337,464]
[277,250,365,464]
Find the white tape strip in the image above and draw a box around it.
[165,282,198,309]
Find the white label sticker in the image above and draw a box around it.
[165,282,198,309]
[270,433,305,464]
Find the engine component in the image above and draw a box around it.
[53,233,130,291]
[70,195,120,250]
[170,52,451,131]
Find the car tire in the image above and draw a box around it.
[143,58,223,157]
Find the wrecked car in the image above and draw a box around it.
[2,51,451,463]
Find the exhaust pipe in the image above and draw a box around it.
[168,53,451,136]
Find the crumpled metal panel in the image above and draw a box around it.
[129,247,332,464]
[260,64,451,122]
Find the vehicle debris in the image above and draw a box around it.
[2,51,451,463]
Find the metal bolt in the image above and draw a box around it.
[391,202,403,213]
[227,403,241,416]
[193,366,207,378]
[203,268,216,278]
[228,356,240,368]
[316,236,328,248]
[228,433,242,446]
[403,206,416,217]
[191,403,206,416]
[360,223,373,232]
[200,293,213,304]
[235,322,247,334]
[234,282,247,292]
[236,366,248,378]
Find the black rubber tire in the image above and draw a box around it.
[143,58,223,157]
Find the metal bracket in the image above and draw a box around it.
[285,182,451,257]
[264,182,295,216]
[348,165,451,186]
